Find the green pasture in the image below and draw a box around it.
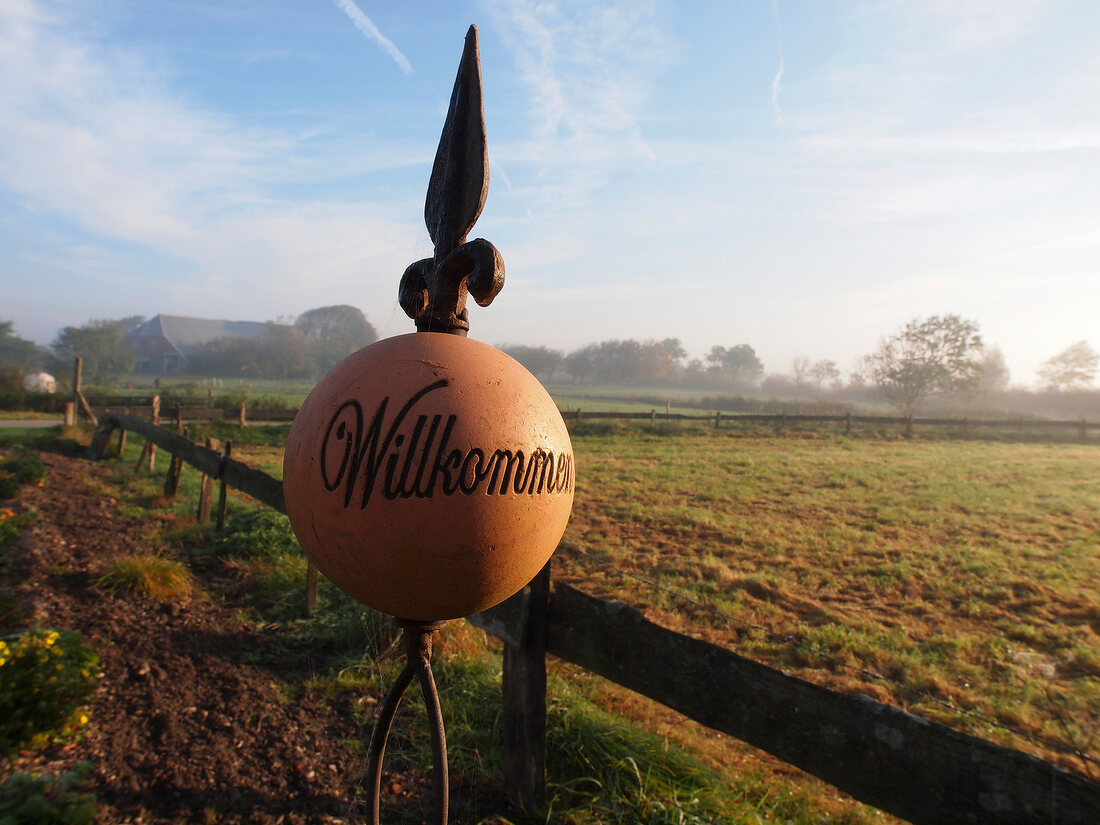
[9,415,1098,821]
[559,426,1100,772]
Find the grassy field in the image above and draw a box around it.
[171,420,1100,775]
[556,424,1100,774]
[167,419,1100,773]
[6,418,1097,821]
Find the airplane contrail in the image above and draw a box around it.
[333,0,413,75]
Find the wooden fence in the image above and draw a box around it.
[80,396,1097,441]
[88,411,1100,824]
[564,408,1097,440]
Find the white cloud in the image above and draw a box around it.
[482,0,668,177]
[0,1,428,337]
[332,0,413,75]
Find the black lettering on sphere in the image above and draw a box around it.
[317,379,574,509]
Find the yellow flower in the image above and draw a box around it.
[79,714,89,725]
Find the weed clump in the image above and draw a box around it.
[96,554,194,601]
[0,629,99,757]
[0,508,35,548]
[0,763,96,825]
[0,450,47,499]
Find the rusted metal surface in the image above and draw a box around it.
[398,24,504,336]
[365,620,450,825]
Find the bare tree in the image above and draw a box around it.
[791,355,812,386]
[979,345,1011,392]
[863,314,983,415]
[809,359,840,389]
[1037,341,1098,390]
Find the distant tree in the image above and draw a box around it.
[1037,341,1098,391]
[189,323,314,380]
[979,345,1011,392]
[0,320,46,370]
[265,324,313,379]
[706,344,764,385]
[644,338,687,383]
[118,315,147,333]
[50,319,135,384]
[863,314,983,415]
[564,344,598,384]
[790,355,812,386]
[296,305,377,372]
[501,345,563,380]
[809,359,840,389]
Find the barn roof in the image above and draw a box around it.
[125,314,279,357]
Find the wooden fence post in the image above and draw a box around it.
[146,396,160,473]
[650,409,656,431]
[575,409,581,425]
[115,428,126,458]
[216,441,232,531]
[163,423,187,499]
[714,411,721,430]
[502,563,550,812]
[844,411,852,436]
[238,401,247,428]
[905,415,913,437]
[305,562,319,616]
[64,402,75,427]
[71,358,81,414]
[196,437,218,523]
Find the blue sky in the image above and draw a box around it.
[2,0,1097,385]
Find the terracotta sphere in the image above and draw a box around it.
[283,333,574,621]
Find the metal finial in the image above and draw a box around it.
[398,24,505,336]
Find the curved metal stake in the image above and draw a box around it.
[366,619,449,825]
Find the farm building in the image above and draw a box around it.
[123,314,280,374]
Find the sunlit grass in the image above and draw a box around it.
[96,553,194,601]
[559,429,1100,771]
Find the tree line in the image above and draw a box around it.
[0,306,377,387]
[1,312,1097,417]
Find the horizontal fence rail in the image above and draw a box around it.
[471,585,1100,825]
[89,410,1100,823]
[79,397,1097,439]
[91,411,284,512]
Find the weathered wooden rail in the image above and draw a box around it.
[82,395,1097,440]
[88,411,1100,824]
[564,408,1097,440]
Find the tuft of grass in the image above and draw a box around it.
[96,554,193,601]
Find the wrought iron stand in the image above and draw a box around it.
[365,620,450,825]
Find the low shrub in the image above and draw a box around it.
[0,629,99,757]
[96,554,194,601]
[0,509,35,547]
[0,763,96,824]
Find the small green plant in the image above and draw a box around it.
[0,450,47,499]
[0,629,99,757]
[96,554,194,601]
[214,508,299,560]
[0,508,35,547]
[0,763,96,825]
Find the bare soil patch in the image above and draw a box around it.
[1,449,513,824]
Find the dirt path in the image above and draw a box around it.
[1,449,510,824]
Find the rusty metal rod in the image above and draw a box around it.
[365,619,449,825]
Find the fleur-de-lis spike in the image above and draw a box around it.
[399,24,505,336]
